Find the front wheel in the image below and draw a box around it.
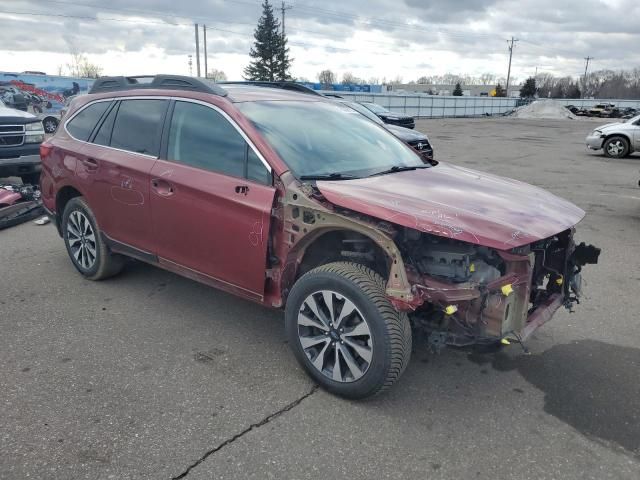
[62,197,125,280]
[603,136,630,158]
[285,262,412,399]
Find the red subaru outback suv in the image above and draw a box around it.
[40,76,599,398]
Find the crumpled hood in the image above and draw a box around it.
[317,163,585,250]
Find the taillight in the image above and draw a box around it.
[40,143,53,159]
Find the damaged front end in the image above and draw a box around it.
[395,229,600,349]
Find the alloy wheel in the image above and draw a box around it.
[297,290,373,383]
[606,140,624,156]
[67,210,97,270]
[44,119,57,133]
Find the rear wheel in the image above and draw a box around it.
[603,136,630,158]
[285,262,411,399]
[62,197,124,280]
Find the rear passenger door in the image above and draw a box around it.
[80,98,168,253]
[149,100,275,298]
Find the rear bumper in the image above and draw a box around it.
[0,153,41,178]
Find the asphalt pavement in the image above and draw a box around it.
[1,116,639,479]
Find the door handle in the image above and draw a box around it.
[82,158,98,170]
[235,185,250,195]
[151,178,175,196]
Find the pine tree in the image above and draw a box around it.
[244,0,292,81]
[494,83,506,97]
[520,77,537,98]
[452,82,463,96]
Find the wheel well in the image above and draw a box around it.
[55,186,82,233]
[296,230,389,281]
[604,133,631,145]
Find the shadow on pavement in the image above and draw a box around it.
[468,339,640,457]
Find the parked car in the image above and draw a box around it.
[339,100,433,159]
[0,99,45,184]
[585,114,640,158]
[588,103,618,118]
[358,102,415,129]
[40,75,600,399]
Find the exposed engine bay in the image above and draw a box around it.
[394,228,600,349]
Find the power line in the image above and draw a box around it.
[0,8,369,55]
[10,0,505,43]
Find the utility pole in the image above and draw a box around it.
[203,25,208,79]
[188,55,193,76]
[281,1,292,40]
[279,2,292,80]
[194,23,201,77]
[505,36,518,95]
[582,56,593,99]
[583,56,593,79]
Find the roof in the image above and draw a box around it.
[86,75,324,104]
[223,85,324,103]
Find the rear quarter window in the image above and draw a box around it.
[66,101,111,141]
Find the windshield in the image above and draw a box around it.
[342,101,385,125]
[361,102,390,114]
[238,100,425,178]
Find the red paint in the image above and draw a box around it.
[317,163,585,250]
[0,189,22,206]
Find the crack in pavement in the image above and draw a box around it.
[172,385,319,479]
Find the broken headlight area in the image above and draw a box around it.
[396,229,600,350]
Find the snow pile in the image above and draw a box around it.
[510,100,576,120]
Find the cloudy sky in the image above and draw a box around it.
[0,0,638,83]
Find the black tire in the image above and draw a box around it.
[603,136,630,158]
[20,172,40,186]
[62,197,125,280]
[43,116,58,134]
[285,262,412,399]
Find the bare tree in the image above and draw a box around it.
[479,73,495,85]
[341,72,363,85]
[317,69,336,88]
[207,69,228,81]
[66,52,103,78]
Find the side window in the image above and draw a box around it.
[167,101,246,178]
[66,101,111,141]
[110,99,167,156]
[246,147,271,185]
[92,102,118,146]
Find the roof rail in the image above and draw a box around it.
[88,75,228,96]
[217,81,322,96]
